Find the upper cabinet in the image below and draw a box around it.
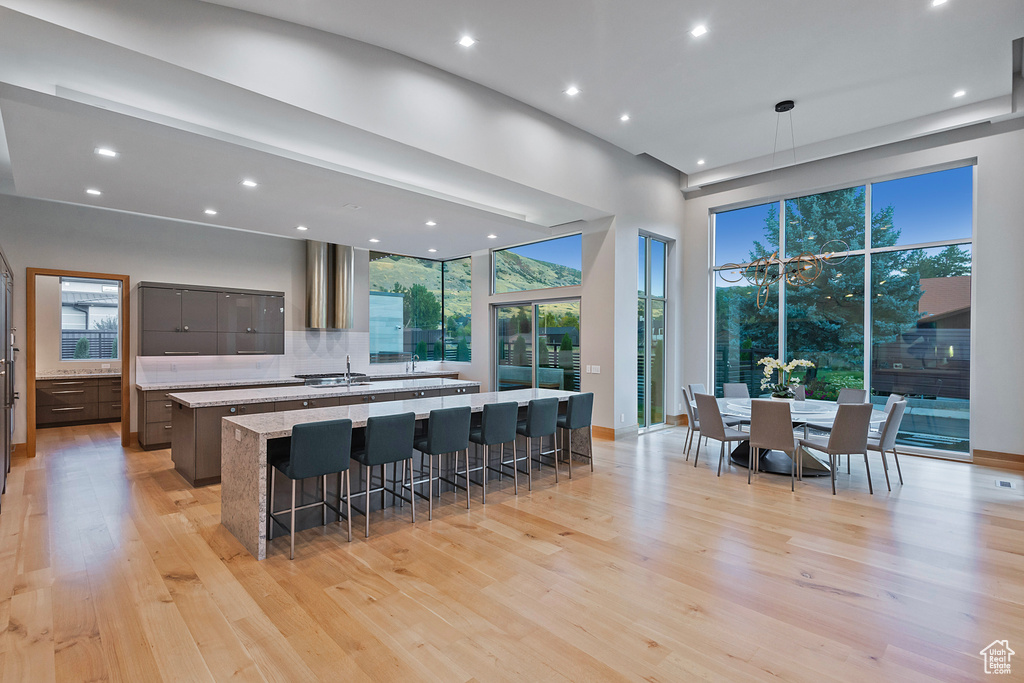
[139,283,284,356]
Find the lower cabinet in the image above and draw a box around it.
[172,402,276,486]
[36,376,121,427]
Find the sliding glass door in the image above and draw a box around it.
[638,236,667,430]
[495,301,580,391]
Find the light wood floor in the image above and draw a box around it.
[1,423,1022,682]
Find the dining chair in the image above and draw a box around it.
[870,393,904,435]
[723,383,749,398]
[748,400,801,490]
[866,401,907,490]
[680,388,702,459]
[267,419,353,559]
[791,385,806,401]
[688,383,707,420]
[837,388,869,404]
[692,393,748,475]
[798,403,873,495]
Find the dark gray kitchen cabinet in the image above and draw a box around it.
[140,283,284,356]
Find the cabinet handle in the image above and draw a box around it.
[236,351,266,355]
[183,326,189,331]
[164,403,172,408]
[164,352,199,356]
[164,425,172,430]
[53,381,85,386]
[247,328,251,332]
[53,390,85,395]
[52,407,85,412]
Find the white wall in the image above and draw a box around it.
[681,119,1024,457]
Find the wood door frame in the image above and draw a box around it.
[26,268,130,457]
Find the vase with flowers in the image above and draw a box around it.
[758,357,815,400]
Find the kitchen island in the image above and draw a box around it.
[220,388,576,560]
[168,377,479,486]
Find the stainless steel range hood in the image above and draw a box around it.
[305,240,354,329]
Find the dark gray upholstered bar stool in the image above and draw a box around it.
[556,392,594,478]
[470,401,519,502]
[267,419,353,560]
[351,412,416,538]
[414,406,472,519]
[516,397,559,490]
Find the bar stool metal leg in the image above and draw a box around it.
[345,470,352,542]
[290,479,297,560]
[428,454,434,521]
[322,475,328,526]
[364,466,371,538]
[407,458,416,524]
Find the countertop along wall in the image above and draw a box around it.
[680,118,1024,460]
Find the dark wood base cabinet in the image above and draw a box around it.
[36,376,121,428]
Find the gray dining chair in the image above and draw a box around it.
[723,383,749,399]
[791,385,806,401]
[692,393,748,475]
[799,403,873,495]
[688,383,707,420]
[866,401,907,491]
[837,388,869,404]
[748,399,801,490]
[681,388,702,459]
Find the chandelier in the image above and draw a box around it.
[720,241,850,309]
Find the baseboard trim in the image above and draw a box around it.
[666,414,687,427]
[973,449,1024,471]
[593,426,615,441]
[13,443,26,458]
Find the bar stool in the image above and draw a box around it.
[267,419,353,560]
[517,397,559,490]
[469,401,519,502]
[351,412,416,538]
[556,392,594,478]
[414,406,472,519]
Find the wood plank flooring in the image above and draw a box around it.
[1,422,1022,681]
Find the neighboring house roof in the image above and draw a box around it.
[61,292,118,307]
[918,276,971,318]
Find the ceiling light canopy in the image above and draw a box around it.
[564,85,581,97]
[931,0,947,6]
[487,234,497,239]
[85,188,102,195]
[458,35,476,48]
[368,238,380,243]
[204,208,218,215]
[428,248,437,253]
[296,225,308,231]
[94,147,118,158]
[425,220,437,226]
[691,25,708,37]
[241,179,258,187]
[953,89,966,98]
[697,159,706,165]
[620,113,631,122]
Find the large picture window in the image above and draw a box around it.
[369,252,472,363]
[712,166,973,454]
[493,234,582,294]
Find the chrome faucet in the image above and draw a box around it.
[411,354,419,373]
[345,354,351,384]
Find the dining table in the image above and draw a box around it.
[716,397,888,477]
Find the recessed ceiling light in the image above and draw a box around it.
[241,179,258,188]
[458,35,476,48]
[564,85,581,97]
[428,249,437,253]
[94,147,118,158]
[931,0,947,6]
[296,225,308,231]
[691,25,708,37]
[204,208,218,216]
[620,113,631,122]
[953,89,966,98]
[85,188,102,196]
[425,220,437,226]
[487,234,498,239]
[697,159,706,166]
[369,238,380,243]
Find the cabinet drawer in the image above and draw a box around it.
[38,403,99,425]
[275,397,341,411]
[141,331,219,357]
[98,384,123,401]
[98,402,122,420]
[391,389,437,401]
[146,421,173,445]
[147,399,175,423]
[37,385,98,407]
[36,378,95,391]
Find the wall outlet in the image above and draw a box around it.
[592,365,601,374]
[234,428,242,442]
[678,402,682,410]
[620,413,624,423]
[101,363,110,369]
[585,365,592,373]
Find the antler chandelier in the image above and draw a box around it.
[720,241,850,309]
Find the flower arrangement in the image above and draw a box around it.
[758,357,815,398]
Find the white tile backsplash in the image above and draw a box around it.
[135,329,449,384]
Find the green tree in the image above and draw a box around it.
[913,245,972,278]
[559,334,574,351]
[536,335,549,364]
[456,338,470,362]
[415,340,428,360]
[74,337,90,359]
[512,335,527,366]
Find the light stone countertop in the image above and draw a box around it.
[224,388,572,438]
[135,377,305,392]
[135,371,457,393]
[37,370,122,380]
[169,377,480,408]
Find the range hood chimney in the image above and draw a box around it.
[305,240,354,329]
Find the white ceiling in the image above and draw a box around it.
[203,0,1024,179]
[1,87,573,259]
